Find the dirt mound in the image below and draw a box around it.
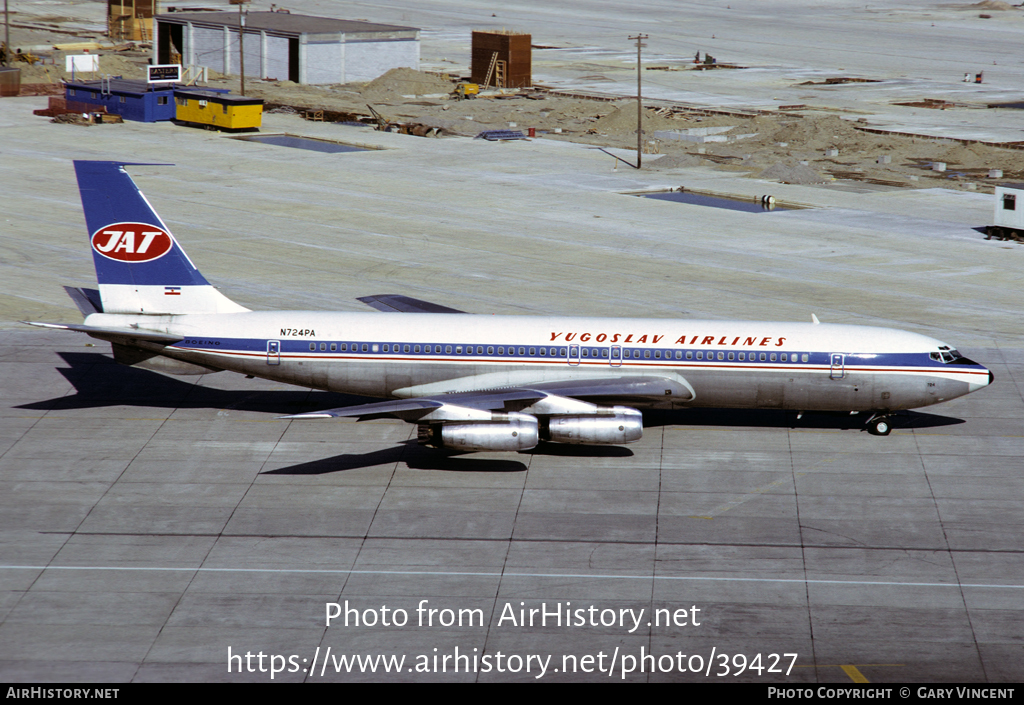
[938,142,991,168]
[649,153,703,169]
[759,161,827,184]
[973,0,1015,10]
[592,105,687,136]
[360,68,453,100]
[767,115,863,150]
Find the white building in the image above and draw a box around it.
[989,184,1024,240]
[154,11,419,85]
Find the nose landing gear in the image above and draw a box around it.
[865,413,892,436]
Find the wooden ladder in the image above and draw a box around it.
[483,51,499,87]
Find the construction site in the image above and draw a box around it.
[3,1,1024,190]
[3,0,1024,685]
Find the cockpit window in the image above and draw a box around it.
[930,349,962,364]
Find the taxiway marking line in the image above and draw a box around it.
[841,665,870,683]
[2,565,1023,590]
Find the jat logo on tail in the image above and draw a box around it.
[91,223,173,262]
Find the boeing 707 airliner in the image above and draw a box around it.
[24,161,994,451]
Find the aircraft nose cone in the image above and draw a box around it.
[966,366,991,393]
[969,367,994,393]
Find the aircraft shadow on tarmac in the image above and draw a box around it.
[642,407,964,432]
[19,352,965,473]
[18,352,370,415]
[263,440,532,474]
[261,441,638,475]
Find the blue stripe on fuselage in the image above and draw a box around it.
[167,337,987,375]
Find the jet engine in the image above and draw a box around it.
[546,408,643,444]
[419,412,539,451]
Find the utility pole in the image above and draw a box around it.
[239,5,245,96]
[4,0,10,67]
[629,34,648,169]
[231,0,248,95]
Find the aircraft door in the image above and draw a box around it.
[267,340,281,365]
[610,345,622,367]
[568,344,580,366]
[830,353,845,379]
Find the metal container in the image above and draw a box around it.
[471,30,532,88]
[0,67,21,97]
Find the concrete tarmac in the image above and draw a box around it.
[1,82,1023,682]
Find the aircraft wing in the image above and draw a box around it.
[356,294,467,314]
[527,376,692,401]
[281,376,692,422]
[280,388,547,421]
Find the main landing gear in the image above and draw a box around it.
[865,413,892,436]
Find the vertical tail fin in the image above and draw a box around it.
[74,161,248,315]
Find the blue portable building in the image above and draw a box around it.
[63,78,181,122]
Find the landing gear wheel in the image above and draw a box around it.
[868,417,891,436]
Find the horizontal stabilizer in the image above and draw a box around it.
[21,321,183,344]
[357,294,466,314]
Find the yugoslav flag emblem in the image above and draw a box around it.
[91,223,174,262]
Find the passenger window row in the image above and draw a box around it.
[683,351,810,363]
[302,342,811,364]
[306,342,571,356]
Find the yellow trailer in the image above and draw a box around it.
[173,89,263,132]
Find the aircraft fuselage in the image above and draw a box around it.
[85,310,990,413]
